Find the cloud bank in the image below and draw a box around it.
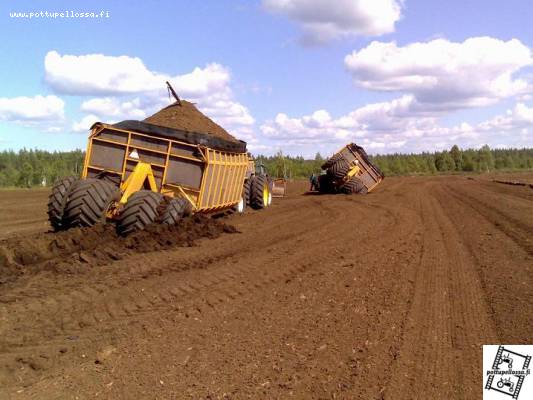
[260,36,533,155]
[263,0,402,44]
[43,51,255,137]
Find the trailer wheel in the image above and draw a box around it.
[340,177,365,194]
[321,153,343,169]
[64,179,120,228]
[243,179,251,206]
[117,190,163,235]
[328,159,351,179]
[250,175,270,209]
[47,176,78,231]
[160,196,191,225]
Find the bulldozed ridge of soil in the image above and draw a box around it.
[0,215,237,283]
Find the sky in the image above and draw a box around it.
[0,0,532,157]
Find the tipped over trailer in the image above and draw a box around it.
[48,120,272,234]
[318,143,384,194]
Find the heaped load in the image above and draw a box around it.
[317,143,384,194]
[144,100,239,143]
[47,83,273,235]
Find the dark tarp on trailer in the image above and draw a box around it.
[102,120,247,154]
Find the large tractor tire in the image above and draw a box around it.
[321,153,343,169]
[328,158,351,179]
[117,190,163,235]
[340,177,366,194]
[250,175,270,209]
[64,179,120,228]
[160,196,191,225]
[47,176,78,231]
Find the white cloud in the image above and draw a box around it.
[45,51,255,139]
[263,0,402,44]
[45,50,232,98]
[200,99,255,127]
[72,114,100,133]
[479,102,533,132]
[256,36,532,156]
[0,95,64,122]
[81,97,147,119]
[258,36,533,155]
[345,37,533,109]
[260,97,533,155]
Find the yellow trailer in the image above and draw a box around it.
[47,120,272,234]
[318,143,384,194]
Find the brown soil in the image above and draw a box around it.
[0,174,532,399]
[144,100,239,143]
[0,215,237,285]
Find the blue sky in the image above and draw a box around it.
[0,0,532,157]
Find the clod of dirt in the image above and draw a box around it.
[144,100,239,143]
[95,346,117,364]
[15,357,44,371]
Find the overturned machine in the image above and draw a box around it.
[317,143,384,194]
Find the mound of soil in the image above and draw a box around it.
[144,101,239,143]
[0,215,238,282]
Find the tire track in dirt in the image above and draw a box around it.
[1,187,418,397]
[0,196,366,389]
[446,182,533,255]
[1,176,531,399]
[385,181,498,400]
[437,181,533,343]
[477,179,533,202]
[48,186,420,399]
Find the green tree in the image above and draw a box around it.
[478,145,494,172]
[450,145,463,171]
[462,153,475,171]
[435,152,455,172]
[18,162,34,187]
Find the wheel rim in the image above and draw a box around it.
[236,197,244,213]
[268,192,272,206]
[262,184,269,206]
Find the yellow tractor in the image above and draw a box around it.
[47,119,272,235]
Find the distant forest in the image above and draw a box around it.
[0,149,85,188]
[0,145,532,187]
[258,145,533,179]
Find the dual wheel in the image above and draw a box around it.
[47,177,191,235]
[317,174,367,194]
[319,156,368,195]
[117,190,191,235]
[48,177,119,231]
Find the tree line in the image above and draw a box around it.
[0,149,84,188]
[0,145,532,187]
[258,145,533,178]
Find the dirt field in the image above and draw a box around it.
[0,174,532,399]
